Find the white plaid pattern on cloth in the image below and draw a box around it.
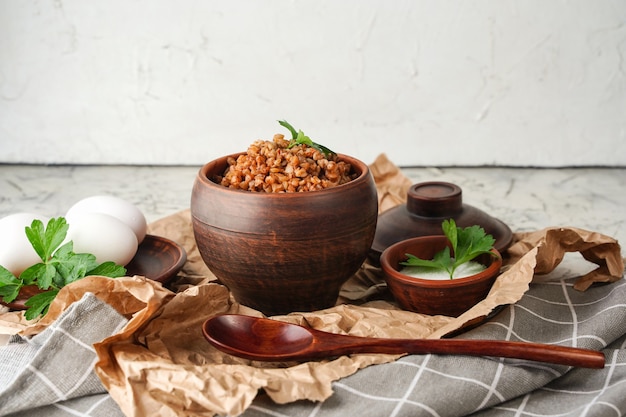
[242,277,626,417]
[2,276,626,417]
[0,293,127,417]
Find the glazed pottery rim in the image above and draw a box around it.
[196,152,371,198]
[380,235,502,288]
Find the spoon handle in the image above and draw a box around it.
[202,315,605,368]
[345,338,605,368]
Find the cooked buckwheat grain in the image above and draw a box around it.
[215,134,356,193]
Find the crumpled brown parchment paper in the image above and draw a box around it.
[0,154,623,417]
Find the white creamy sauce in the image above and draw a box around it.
[400,261,486,280]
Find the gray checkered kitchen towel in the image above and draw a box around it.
[2,275,626,417]
[0,293,127,417]
[243,276,626,417]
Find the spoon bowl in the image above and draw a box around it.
[202,314,605,368]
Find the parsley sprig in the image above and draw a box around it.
[0,217,126,320]
[278,120,336,157]
[400,219,497,279]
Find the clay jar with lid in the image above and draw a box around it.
[370,181,513,262]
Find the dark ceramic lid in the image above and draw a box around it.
[370,181,513,260]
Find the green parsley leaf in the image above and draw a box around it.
[278,120,298,139]
[54,252,100,285]
[400,254,440,270]
[54,241,74,259]
[453,224,496,267]
[0,265,22,303]
[21,263,56,290]
[25,217,68,261]
[278,120,336,157]
[400,219,497,279]
[0,216,127,320]
[88,261,127,278]
[24,219,46,261]
[441,219,457,252]
[24,289,59,320]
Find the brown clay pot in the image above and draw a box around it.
[379,235,502,317]
[190,153,378,316]
[370,181,512,262]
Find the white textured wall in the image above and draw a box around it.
[1,1,625,167]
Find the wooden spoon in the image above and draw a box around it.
[202,314,605,368]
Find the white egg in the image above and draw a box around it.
[66,212,138,266]
[0,213,51,276]
[65,195,148,243]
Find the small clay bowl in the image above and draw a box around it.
[190,153,378,316]
[379,235,502,317]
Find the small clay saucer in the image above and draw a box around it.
[370,181,513,262]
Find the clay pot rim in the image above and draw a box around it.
[196,152,371,198]
[380,235,503,289]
